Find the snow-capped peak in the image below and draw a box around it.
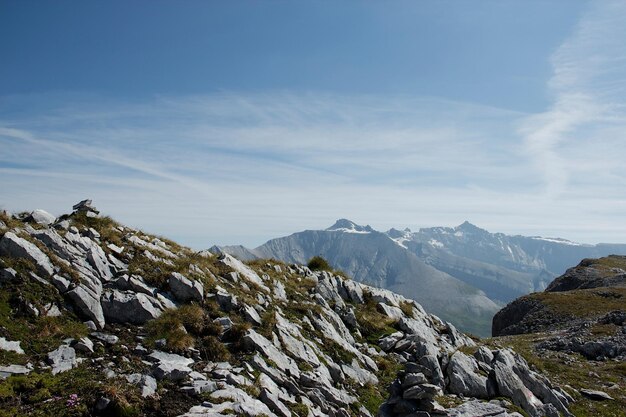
[326,219,373,234]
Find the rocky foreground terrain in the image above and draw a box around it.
[492,256,626,416]
[0,201,582,416]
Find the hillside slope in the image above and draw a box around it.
[229,220,500,337]
[490,256,626,416]
[0,202,575,417]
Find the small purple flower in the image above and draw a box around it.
[66,393,80,407]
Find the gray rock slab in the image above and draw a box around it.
[0,337,25,354]
[169,272,204,303]
[243,330,300,378]
[101,289,163,324]
[29,209,56,225]
[580,389,614,401]
[0,232,54,276]
[48,345,77,374]
[447,351,489,399]
[67,285,105,329]
[0,364,32,379]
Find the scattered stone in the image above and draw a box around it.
[28,209,56,226]
[0,232,54,276]
[243,304,263,326]
[148,351,194,381]
[0,337,25,354]
[73,337,94,353]
[0,364,32,379]
[0,267,18,284]
[126,373,158,397]
[169,272,204,302]
[90,332,119,345]
[73,199,100,215]
[580,389,614,401]
[47,345,77,374]
[101,289,163,324]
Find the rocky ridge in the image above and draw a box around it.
[490,255,626,415]
[0,203,573,416]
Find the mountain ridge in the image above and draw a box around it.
[214,219,626,337]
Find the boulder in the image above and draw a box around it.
[0,337,24,354]
[67,285,105,329]
[28,209,56,225]
[90,332,119,345]
[101,289,163,324]
[580,389,613,401]
[242,330,300,378]
[447,351,489,399]
[0,267,18,284]
[126,373,158,397]
[218,253,269,291]
[377,303,404,321]
[0,232,54,276]
[73,337,94,353]
[446,400,517,417]
[0,364,32,379]
[243,304,262,326]
[47,345,77,374]
[148,351,194,381]
[169,272,204,303]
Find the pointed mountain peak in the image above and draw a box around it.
[326,219,373,233]
[455,221,486,233]
[386,228,412,239]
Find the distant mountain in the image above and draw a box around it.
[213,219,626,336]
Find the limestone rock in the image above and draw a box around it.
[0,232,54,276]
[67,285,105,329]
[101,289,163,324]
[0,364,32,379]
[580,389,613,401]
[47,345,77,374]
[0,337,24,354]
[447,351,489,399]
[218,253,269,291]
[242,330,299,378]
[28,209,56,225]
[169,272,204,303]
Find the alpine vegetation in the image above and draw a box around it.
[0,202,574,416]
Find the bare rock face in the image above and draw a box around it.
[67,285,106,329]
[47,345,77,375]
[28,209,56,226]
[101,289,163,324]
[169,272,204,303]
[446,351,489,399]
[0,232,54,276]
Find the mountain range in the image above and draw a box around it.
[213,219,626,336]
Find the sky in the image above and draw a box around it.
[2,1,626,249]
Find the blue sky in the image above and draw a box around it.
[2,1,626,248]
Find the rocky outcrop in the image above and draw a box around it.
[0,203,576,417]
[546,256,626,292]
[101,289,163,324]
[0,232,54,276]
[169,272,204,303]
[493,255,626,336]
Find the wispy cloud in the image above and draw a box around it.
[520,0,626,196]
[3,1,626,249]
